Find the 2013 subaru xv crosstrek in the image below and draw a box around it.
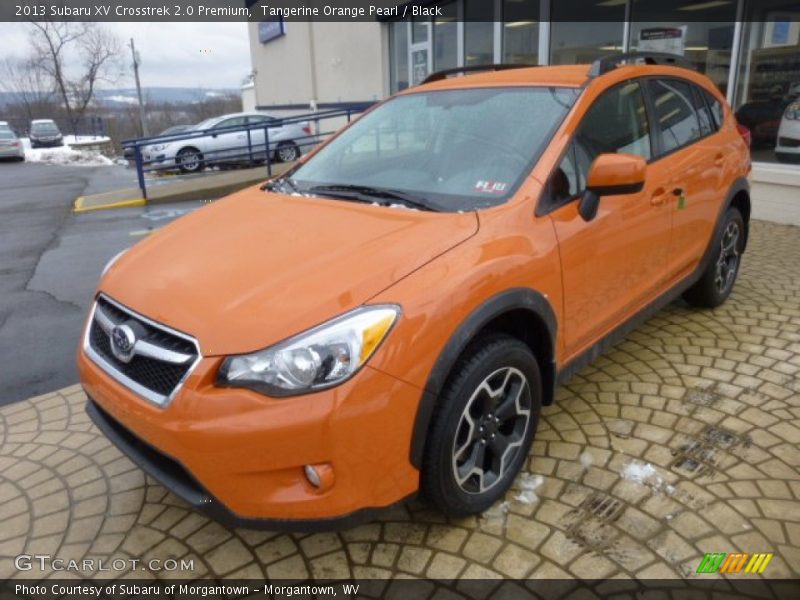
[79,54,751,529]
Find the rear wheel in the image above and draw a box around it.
[276,141,300,163]
[176,147,204,173]
[422,335,541,517]
[683,207,745,308]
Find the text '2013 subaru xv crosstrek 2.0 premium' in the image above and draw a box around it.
[79,53,752,529]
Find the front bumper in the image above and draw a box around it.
[85,398,412,530]
[30,138,63,147]
[77,342,422,526]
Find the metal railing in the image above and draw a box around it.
[121,104,374,200]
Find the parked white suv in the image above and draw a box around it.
[141,112,311,173]
[776,100,800,163]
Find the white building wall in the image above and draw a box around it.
[248,21,387,110]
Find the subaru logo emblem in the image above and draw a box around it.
[110,324,137,363]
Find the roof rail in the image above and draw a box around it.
[421,64,531,85]
[589,52,695,77]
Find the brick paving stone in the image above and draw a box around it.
[0,220,798,580]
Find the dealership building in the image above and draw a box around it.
[245,0,800,172]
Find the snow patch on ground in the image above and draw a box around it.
[21,137,114,167]
[579,451,594,470]
[620,459,677,497]
[513,472,543,505]
[481,500,510,521]
[621,461,658,484]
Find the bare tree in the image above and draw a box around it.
[29,21,122,137]
[0,55,57,122]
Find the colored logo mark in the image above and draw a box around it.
[696,552,773,574]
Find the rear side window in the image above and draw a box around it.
[704,90,724,129]
[546,81,650,209]
[690,84,716,136]
[648,79,702,154]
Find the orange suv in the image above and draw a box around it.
[78,53,751,529]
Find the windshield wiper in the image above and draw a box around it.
[307,184,437,212]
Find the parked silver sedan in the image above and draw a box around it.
[0,129,25,161]
[141,112,311,173]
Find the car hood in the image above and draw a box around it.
[100,187,479,356]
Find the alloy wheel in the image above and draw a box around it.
[178,151,200,171]
[451,366,532,494]
[715,221,740,294]
[278,145,299,162]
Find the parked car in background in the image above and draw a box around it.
[80,55,751,528]
[776,100,800,163]
[0,121,12,132]
[29,119,64,148]
[141,112,311,173]
[0,129,25,161]
[123,124,194,162]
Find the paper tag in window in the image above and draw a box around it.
[474,180,507,194]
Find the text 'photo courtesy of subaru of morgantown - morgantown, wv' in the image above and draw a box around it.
[79,53,752,529]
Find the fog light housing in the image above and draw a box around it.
[303,463,334,492]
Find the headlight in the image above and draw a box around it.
[217,305,400,397]
[101,249,127,277]
[786,103,800,120]
[149,144,167,152]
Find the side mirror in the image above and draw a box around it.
[578,153,647,221]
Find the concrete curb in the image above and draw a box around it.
[73,163,293,213]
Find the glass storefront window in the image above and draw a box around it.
[550,0,625,64]
[503,0,539,64]
[629,0,736,94]
[735,2,800,165]
[464,0,494,65]
[389,21,409,93]
[434,1,458,71]
[412,15,429,44]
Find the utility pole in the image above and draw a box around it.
[129,38,148,137]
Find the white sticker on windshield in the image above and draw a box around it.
[474,180,508,194]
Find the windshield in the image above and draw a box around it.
[32,123,59,134]
[289,86,580,211]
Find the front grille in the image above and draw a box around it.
[85,295,200,406]
[778,136,800,148]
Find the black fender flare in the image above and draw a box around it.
[697,176,751,275]
[409,288,557,469]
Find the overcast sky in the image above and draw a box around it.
[0,22,252,89]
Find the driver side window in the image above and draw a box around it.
[547,81,650,209]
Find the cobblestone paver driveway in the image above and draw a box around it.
[1,220,798,581]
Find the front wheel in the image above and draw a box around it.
[176,147,204,173]
[683,207,745,308]
[421,335,542,517]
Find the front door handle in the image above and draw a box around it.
[673,188,684,197]
[650,187,667,206]
[714,154,724,166]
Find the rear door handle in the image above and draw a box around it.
[714,153,724,166]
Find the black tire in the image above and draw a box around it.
[176,147,204,173]
[421,334,542,517]
[683,207,745,309]
[275,141,300,163]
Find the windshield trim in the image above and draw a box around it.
[277,85,583,212]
